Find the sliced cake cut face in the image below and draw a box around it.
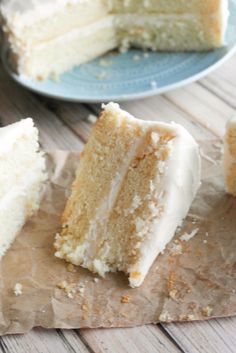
[223,117,236,196]
[0,118,47,258]
[0,0,229,79]
[54,103,201,287]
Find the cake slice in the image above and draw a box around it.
[223,117,236,196]
[0,118,47,258]
[54,103,201,287]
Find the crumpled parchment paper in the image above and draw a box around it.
[0,140,235,335]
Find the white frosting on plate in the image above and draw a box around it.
[0,0,88,28]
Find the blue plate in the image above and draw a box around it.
[3,0,236,103]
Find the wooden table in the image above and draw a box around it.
[0,52,236,353]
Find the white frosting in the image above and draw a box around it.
[0,117,46,259]
[0,118,36,154]
[0,0,89,28]
[103,103,201,287]
[129,121,201,287]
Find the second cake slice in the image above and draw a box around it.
[54,103,201,287]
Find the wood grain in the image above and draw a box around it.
[162,317,236,353]
[79,325,182,353]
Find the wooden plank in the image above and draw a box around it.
[79,325,182,353]
[1,328,89,353]
[164,83,235,137]
[200,53,236,109]
[162,317,236,353]
[42,99,94,142]
[0,64,83,151]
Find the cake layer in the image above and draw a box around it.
[116,13,225,51]
[54,103,201,287]
[0,118,47,258]
[1,0,109,45]
[223,117,236,196]
[14,16,116,80]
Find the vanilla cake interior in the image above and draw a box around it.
[54,103,201,287]
[0,119,46,258]
[223,117,236,196]
[0,0,229,80]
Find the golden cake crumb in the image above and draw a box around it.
[67,263,77,273]
[121,295,130,303]
[201,306,213,317]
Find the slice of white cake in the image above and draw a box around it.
[54,103,201,287]
[223,116,236,196]
[0,118,47,258]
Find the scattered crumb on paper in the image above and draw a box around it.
[121,295,130,303]
[180,228,199,242]
[14,283,23,296]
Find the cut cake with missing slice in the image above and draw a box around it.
[0,118,47,258]
[223,116,236,196]
[0,0,229,80]
[54,103,201,287]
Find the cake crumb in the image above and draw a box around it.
[201,306,213,317]
[203,239,208,244]
[179,314,195,321]
[169,242,182,255]
[96,71,108,80]
[150,80,157,89]
[169,289,178,300]
[133,54,141,61]
[94,278,99,283]
[87,114,98,124]
[121,295,130,303]
[57,280,68,289]
[78,286,85,295]
[99,58,112,67]
[180,228,199,242]
[14,283,23,296]
[159,311,173,322]
[67,263,77,273]
[57,281,77,299]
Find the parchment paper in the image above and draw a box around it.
[0,140,236,335]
